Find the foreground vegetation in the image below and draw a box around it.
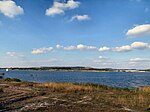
[0,78,150,112]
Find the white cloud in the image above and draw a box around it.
[71,15,90,21]
[130,58,150,62]
[113,45,132,52]
[98,56,109,59]
[31,47,53,54]
[56,44,63,49]
[77,44,97,50]
[64,44,97,50]
[6,52,24,57]
[131,42,149,49]
[0,0,24,18]
[126,24,150,37]
[30,42,150,55]
[65,0,80,9]
[99,42,150,53]
[46,0,80,16]
[99,46,111,52]
[64,45,77,50]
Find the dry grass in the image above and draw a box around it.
[35,83,94,92]
[94,87,150,110]
[138,86,150,92]
[0,79,150,111]
[35,82,150,110]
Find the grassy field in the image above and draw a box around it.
[0,78,150,112]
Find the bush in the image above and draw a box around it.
[0,88,3,92]
[0,76,3,79]
[4,78,21,82]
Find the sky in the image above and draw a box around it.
[0,0,150,69]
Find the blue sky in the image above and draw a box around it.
[0,0,150,69]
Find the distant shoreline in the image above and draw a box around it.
[0,68,149,73]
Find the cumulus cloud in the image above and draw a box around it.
[126,24,150,37]
[99,42,150,52]
[0,0,24,18]
[64,44,97,50]
[56,44,63,49]
[64,45,76,50]
[99,46,111,52]
[113,45,132,52]
[31,47,53,54]
[30,42,150,54]
[46,0,80,16]
[70,15,90,21]
[131,42,149,49]
[62,42,150,52]
[77,44,97,50]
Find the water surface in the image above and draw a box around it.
[0,70,150,88]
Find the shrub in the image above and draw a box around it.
[0,88,3,92]
[4,78,21,82]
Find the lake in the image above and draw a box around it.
[0,70,150,88]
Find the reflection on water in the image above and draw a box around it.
[0,70,150,88]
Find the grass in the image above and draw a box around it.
[138,86,150,92]
[35,82,94,92]
[0,78,150,111]
[35,82,150,111]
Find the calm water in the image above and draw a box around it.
[0,70,150,88]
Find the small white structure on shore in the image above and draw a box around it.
[6,69,9,72]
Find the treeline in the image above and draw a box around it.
[0,67,149,72]
[0,67,114,71]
